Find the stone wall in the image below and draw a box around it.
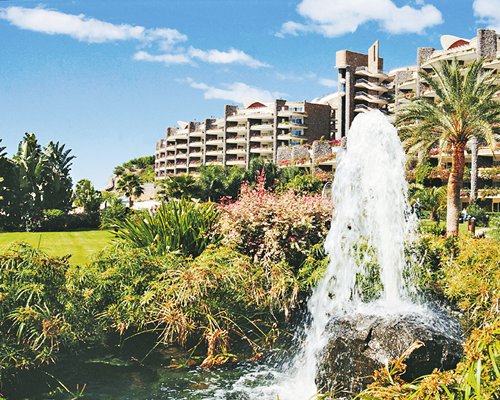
[312,141,332,163]
[477,29,497,59]
[291,145,311,161]
[277,146,292,163]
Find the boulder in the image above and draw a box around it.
[316,312,463,396]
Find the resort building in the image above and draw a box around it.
[334,40,393,139]
[393,29,500,211]
[155,100,332,177]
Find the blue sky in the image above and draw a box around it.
[1,0,498,188]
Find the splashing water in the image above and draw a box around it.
[201,110,422,399]
[272,110,420,399]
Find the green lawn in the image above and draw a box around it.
[0,230,114,265]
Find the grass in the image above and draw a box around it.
[420,219,469,235]
[0,230,114,265]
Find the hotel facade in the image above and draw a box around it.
[155,100,332,177]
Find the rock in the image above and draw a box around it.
[316,311,463,396]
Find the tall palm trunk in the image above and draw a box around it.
[128,196,133,208]
[469,136,478,203]
[446,143,466,235]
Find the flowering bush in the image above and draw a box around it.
[218,175,332,272]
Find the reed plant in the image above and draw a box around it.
[113,199,220,257]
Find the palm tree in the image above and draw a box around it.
[397,59,500,235]
[412,186,446,223]
[116,173,144,208]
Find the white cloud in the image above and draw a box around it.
[275,71,317,81]
[188,47,269,68]
[0,6,186,44]
[0,6,269,68]
[473,0,500,31]
[318,78,338,88]
[133,51,191,65]
[186,78,284,104]
[277,0,443,37]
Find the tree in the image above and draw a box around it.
[397,60,500,235]
[198,165,246,202]
[412,186,446,223]
[116,173,144,208]
[74,179,102,214]
[156,174,199,201]
[43,141,75,211]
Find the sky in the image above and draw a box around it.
[1,0,499,188]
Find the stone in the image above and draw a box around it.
[316,312,463,396]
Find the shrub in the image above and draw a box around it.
[39,209,67,231]
[218,176,332,272]
[286,174,324,195]
[0,245,71,383]
[100,195,128,229]
[467,203,489,227]
[151,245,298,366]
[114,199,220,257]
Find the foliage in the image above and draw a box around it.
[115,173,144,208]
[286,174,324,195]
[100,193,128,229]
[0,245,71,383]
[397,59,500,234]
[114,156,155,183]
[412,186,446,222]
[151,245,297,366]
[113,199,220,257]
[467,203,488,227]
[73,179,101,214]
[414,161,433,184]
[0,134,75,231]
[197,165,246,202]
[218,175,332,272]
[156,174,200,200]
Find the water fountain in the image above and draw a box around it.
[195,110,462,399]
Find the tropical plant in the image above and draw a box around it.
[197,165,246,202]
[412,186,446,222]
[116,173,144,207]
[113,199,220,257]
[0,244,71,384]
[42,141,75,211]
[73,179,102,214]
[156,174,199,200]
[100,192,128,228]
[397,59,500,235]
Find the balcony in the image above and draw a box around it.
[278,122,307,129]
[354,78,389,92]
[226,136,247,144]
[277,133,293,140]
[176,143,188,150]
[354,104,371,113]
[176,152,188,159]
[206,149,223,156]
[250,146,273,154]
[205,138,224,146]
[190,130,203,137]
[190,151,203,157]
[226,125,247,133]
[189,140,203,148]
[166,145,176,151]
[355,66,388,80]
[250,134,273,142]
[206,160,223,166]
[278,110,306,117]
[226,147,247,155]
[226,159,246,166]
[250,123,274,131]
[206,128,224,135]
[226,114,248,122]
[354,91,389,105]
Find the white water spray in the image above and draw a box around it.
[205,110,421,400]
[273,110,419,399]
